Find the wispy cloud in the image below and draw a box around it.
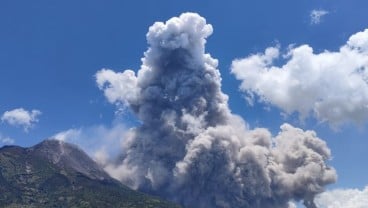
[0,134,14,145]
[1,108,41,132]
[310,9,329,25]
[52,123,127,165]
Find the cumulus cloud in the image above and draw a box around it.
[231,28,368,127]
[310,9,329,25]
[96,69,139,107]
[96,13,336,208]
[1,108,41,131]
[315,186,368,208]
[52,123,127,165]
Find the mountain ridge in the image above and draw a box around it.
[0,139,181,208]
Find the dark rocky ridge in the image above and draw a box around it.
[0,139,181,208]
[31,140,110,180]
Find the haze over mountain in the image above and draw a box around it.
[0,139,181,208]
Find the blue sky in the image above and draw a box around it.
[1,0,368,205]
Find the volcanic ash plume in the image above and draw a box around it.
[96,13,336,208]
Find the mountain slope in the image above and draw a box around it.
[0,140,181,208]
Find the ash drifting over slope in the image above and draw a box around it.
[96,13,336,208]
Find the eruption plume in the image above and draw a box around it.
[96,13,336,208]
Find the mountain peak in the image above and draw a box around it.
[0,139,180,208]
[31,139,109,180]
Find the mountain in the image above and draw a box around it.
[0,139,181,208]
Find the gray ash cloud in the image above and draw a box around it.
[96,13,336,208]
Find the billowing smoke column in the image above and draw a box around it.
[96,13,336,208]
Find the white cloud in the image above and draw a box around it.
[95,69,139,107]
[316,186,368,208]
[0,134,14,145]
[1,108,41,131]
[52,123,127,165]
[231,28,368,127]
[310,9,329,25]
[288,201,297,208]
